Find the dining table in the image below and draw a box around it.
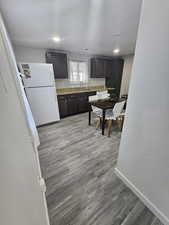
[88,99,116,135]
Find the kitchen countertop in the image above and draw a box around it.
[57,86,115,95]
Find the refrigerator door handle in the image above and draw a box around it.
[19,72,25,78]
[20,72,31,79]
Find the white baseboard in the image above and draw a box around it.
[115,168,169,225]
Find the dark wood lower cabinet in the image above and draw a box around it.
[57,91,96,118]
[57,96,68,117]
[78,95,89,113]
[67,95,79,115]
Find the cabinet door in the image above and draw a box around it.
[58,96,68,118]
[95,58,105,77]
[46,52,68,79]
[78,94,89,113]
[104,60,113,77]
[91,58,105,78]
[91,58,97,78]
[67,95,79,115]
[112,59,124,97]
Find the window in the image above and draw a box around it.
[69,61,88,83]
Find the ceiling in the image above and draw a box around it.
[0,0,142,56]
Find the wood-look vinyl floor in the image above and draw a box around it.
[38,113,163,225]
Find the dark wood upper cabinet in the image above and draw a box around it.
[91,57,114,78]
[104,59,113,77]
[46,51,68,79]
[91,58,105,78]
[105,58,124,97]
[112,59,124,97]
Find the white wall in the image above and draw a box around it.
[0,14,49,225]
[120,55,134,96]
[13,45,105,88]
[14,45,46,63]
[116,1,169,225]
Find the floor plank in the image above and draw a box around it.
[38,113,163,225]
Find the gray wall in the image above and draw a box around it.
[13,45,105,88]
[116,1,169,224]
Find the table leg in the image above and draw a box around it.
[102,109,105,135]
[89,108,91,126]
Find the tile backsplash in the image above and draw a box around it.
[55,78,105,89]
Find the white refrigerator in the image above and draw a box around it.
[19,63,60,126]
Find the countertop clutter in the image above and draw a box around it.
[56,86,114,95]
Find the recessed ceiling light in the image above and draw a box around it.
[113,49,120,54]
[53,36,61,42]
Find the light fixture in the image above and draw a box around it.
[113,49,120,54]
[52,36,61,42]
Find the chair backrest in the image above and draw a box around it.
[97,90,110,100]
[113,101,125,118]
[96,90,108,96]
[89,92,110,102]
[89,95,98,102]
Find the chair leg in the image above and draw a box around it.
[116,117,121,130]
[100,117,102,129]
[117,116,124,131]
[107,120,112,137]
[96,117,100,129]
